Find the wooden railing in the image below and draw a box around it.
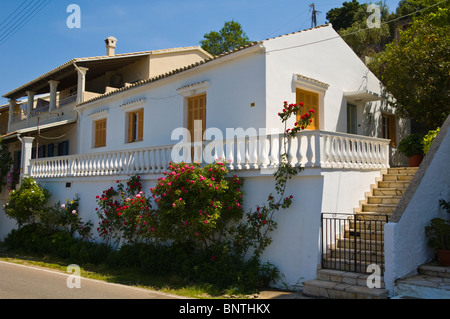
[30,131,390,178]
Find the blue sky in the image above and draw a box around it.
[0,0,401,105]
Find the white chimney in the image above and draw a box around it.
[105,36,117,56]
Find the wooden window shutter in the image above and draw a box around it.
[388,115,396,146]
[296,89,319,130]
[95,119,107,148]
[137,109,144,141]
[187,94,206,142]
[128,112,134,143]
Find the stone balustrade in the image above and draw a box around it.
[29,131,390,179]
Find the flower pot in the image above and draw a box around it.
[437,249,450,266]
[409,154,423,167]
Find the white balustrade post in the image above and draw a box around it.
[314,131,322,167]
[235,139,243,170]
[259,136,269,169]
[305,133,313,167]
[296,134,303,167]
[249,136,258,169]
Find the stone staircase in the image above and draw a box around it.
[392,262,450,299]
[303,167,418,299]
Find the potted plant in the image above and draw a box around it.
[425,200,450,266]
[398,134,424,167]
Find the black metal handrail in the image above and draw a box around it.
[321,213,389,273]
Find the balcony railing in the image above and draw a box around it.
[29,131,390,179]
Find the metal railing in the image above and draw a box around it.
[321,213,389,273]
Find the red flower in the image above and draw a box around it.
[309,109,315,113]
[211,256,216,261]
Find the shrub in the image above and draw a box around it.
[5,177,50,227]
[40,195,92,240]
[95,176,154,247]
[422,128,440,155]
[150,161,243,249]
[398,134,424,157]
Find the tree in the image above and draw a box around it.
[368,11,450,130]
[200,20,252,56]
[338,1,391,57]
[326,0,364,31]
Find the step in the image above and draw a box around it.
[378,181,411,189]
[387,167,418,175]
[367,196,401,205]
[336,238,384,250]
[362,203,397,214]
[418,264,450,278]
[355,211,393,220]
[303,270,388,299]
[394,274,450,299]
[349,218,389,230]
[383,174,414,182]
[393,263,450,299]
[325,248,384,262]
[343,228,384,241]
[373,188,406,196]
[316,269,385,288]
[322,258,385,273]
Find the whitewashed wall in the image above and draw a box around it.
[0,166,382,289]
[384,117,450,295]
[264,25,383,133]
[76,49,267,154]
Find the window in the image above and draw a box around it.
[58,140,69,156]
[94,118,107,148]
[347,104,357,134]
[127,109,144,143]
[382,113,396,147]
[296,88,319,130]
[187,94,206,142]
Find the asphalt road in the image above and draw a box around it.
[0,260,186,299]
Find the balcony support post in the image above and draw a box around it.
[8,99,16,132]
[75,66,89,104]
[18,136,35,182]
[48,80,59,111]
[25,91,35,124]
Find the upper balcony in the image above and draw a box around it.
[7,91,100,134]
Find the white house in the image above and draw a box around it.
[1,24,415,295]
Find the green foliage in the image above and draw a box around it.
[95,175,154,247]
[398,134,424,157]
[326,0,364,31]
[339,15,391,57]
[200,20,252,56]
[369,12,450,130]
[4,223,110,264]
[40,195,93,240]
[422,128,440,154]
[5,177,50,227]
[151,161,243,249]
[426,219,450,250]
[0,139,13,194]
[425,200,450,250]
